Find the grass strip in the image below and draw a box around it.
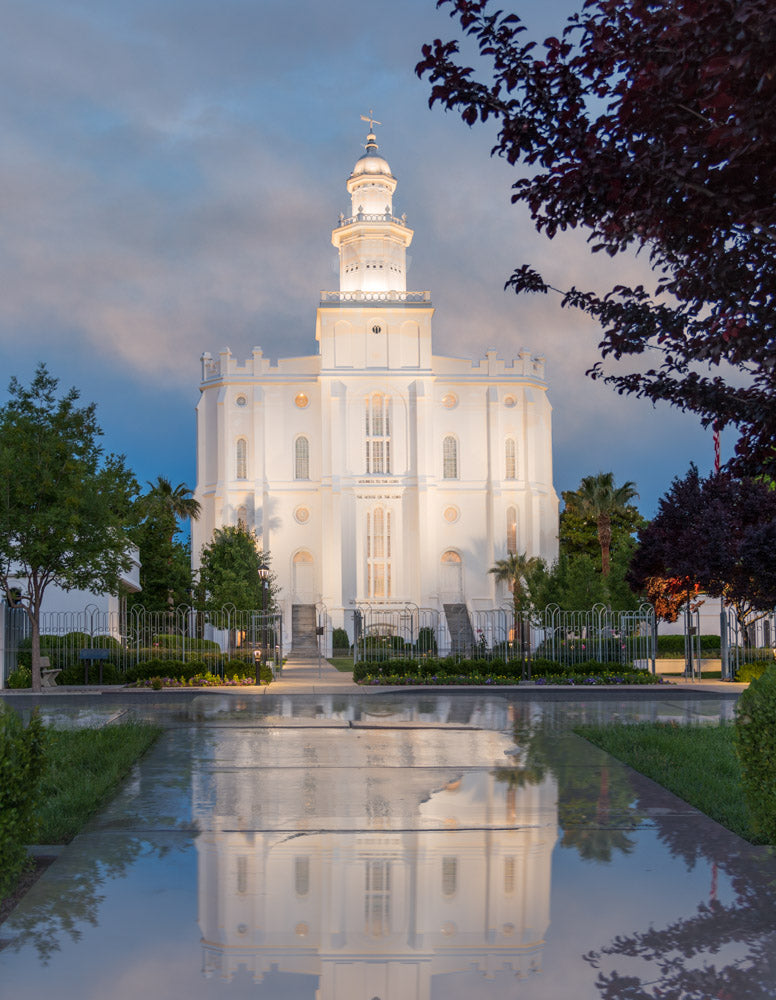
[575,721,763,844]
[35,722,161,844]
[327,657,354,673]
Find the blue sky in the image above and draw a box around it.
[0,0,725,519]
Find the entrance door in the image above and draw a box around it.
[440,550,463,601]
[293,551,315,603]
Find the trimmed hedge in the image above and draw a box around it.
[656,634,721,657]
[151,634,220,652]
[352,655,660,685]
[17,632,122,670]
[358,670,664,687]
[124,659,209,682]
[56,662,125,686]
[734,667,776,843]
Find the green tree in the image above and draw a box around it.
[489,551,542,621]
[0,366,137,691]
[130,478,199,612]
[572,473,639,577]
[142,477,201,542]
[555,553,609,610]
[198,525,275,611]
[560,484,644,564]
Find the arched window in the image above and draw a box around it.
[236,856,248,895]
[504,857,516,895]
[443,435,458,479]
[442,857,458,897]
[506,507,517,555]
[236,505,248,528]
[365,392,391,474]
[505,438,516,479]
[294,857,310,896]
[295,436,310,480]
[235,438,247,480]
[366,506,392,598]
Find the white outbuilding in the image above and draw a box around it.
[193,127,559,650]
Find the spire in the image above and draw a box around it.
[332,118,414,294]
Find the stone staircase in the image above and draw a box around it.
[443,603,475,657]
[288,604,319,660]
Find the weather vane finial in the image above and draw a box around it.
[360,110,382,133]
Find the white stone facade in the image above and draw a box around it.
[193,130,559,638]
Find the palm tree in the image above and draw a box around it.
[489,552,542,641]
[144,477,201,544]
[575,472,638,576]
[142,477,201,611]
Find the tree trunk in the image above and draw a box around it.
[30,609,42,693]
[598,517,612,576]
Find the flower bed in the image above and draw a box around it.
[359,672,665,686]
[353,656,665,686]
[128,670,269,690]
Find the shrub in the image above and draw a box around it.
[416,626,437,655]
[332,627,350,653]
[7,666,32,689]
[150,677,164,690]
[151,634,220,652]
[17,632,123,670]
[352,655,633,683]
[734,667,776,843]
[56,662,124,686]
[656,634,721,657]
[734,660,773,683]
[124,659,209,683]
[0,706,47,896]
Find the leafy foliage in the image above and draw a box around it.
[565,473,639,576]
[0,365,137,690]
[629,465,776,627]
[417,0,776,477]
[332,627,350,652]
[489,551,542,616]
[0,707,46,896]
[197,525,276,611]
[734,668,776,843]
[129,477,199,613]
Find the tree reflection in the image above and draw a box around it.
[2,838,150,963]
[504,719,639,863]
[586,780,776,998]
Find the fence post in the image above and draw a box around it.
[720,607,729,681]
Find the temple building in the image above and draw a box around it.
[193,124,558,649]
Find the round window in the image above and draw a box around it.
[504,395,517,408]
[372,324,382,335]
[294,506,310,524]
[295,392,309,408]
[441,392,458,409]
[443,506,460,523]
[236,395,247,407]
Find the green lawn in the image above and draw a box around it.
[575,721,763,844]
[328,657,354,673]
[35,722,161,843]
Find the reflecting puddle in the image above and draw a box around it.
[1,693,773,998]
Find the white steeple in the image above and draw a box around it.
[331,124,414,293]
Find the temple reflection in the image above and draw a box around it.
[194,729,558,997]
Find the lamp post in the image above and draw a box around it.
[257,566,270,683]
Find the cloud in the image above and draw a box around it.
[0,0,720,510]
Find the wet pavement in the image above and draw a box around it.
[1,672,774,999]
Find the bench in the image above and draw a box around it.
[39,656,62,688]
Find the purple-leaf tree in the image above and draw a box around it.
[416,0,776,477]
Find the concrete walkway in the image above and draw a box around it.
[268,656,361,694]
